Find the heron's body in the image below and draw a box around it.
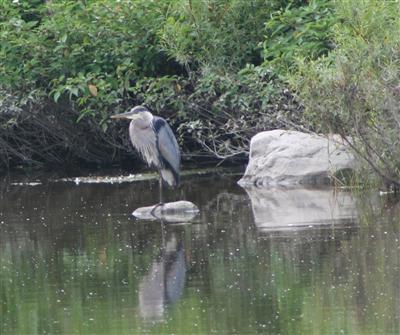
[129,115,180,187]
[111,106,180,203]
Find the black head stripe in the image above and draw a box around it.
[131,106,149,114]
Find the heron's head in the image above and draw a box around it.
[110,105,153,122]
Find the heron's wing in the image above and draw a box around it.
[152,117,180,182]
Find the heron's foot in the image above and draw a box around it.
[150,202,164,217]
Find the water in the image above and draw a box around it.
[1,171,400,335]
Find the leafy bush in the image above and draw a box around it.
[0,0,176,167]
[293,1,400,189]
[0,0,315,169]
[263,0,337,74]
[159,0,275,72]
[1,0,178,121]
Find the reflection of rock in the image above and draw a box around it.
[132,201,199,222]
[244,187,357,231]
[238,130,356,187]
[138,233,186,321]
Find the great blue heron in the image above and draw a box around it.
[111,106,180,203]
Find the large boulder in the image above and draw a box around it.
[238,130,356,187]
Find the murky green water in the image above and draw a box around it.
[1,171,399,335]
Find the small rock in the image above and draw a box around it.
[132,201,199,223]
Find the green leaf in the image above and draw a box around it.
[54,91,61,103]
[60,34,68,43]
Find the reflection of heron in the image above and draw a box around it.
[111,106,180,203]
[138,231,186,321]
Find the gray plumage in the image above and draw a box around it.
[111,106,180,201]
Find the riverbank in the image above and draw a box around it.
[2,1,400,189]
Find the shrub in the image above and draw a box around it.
[0,0,312,169]
[262,0,337,74]
[158,0,274,72]
[1,0,178,120]
[0,0,177,167]
[293,1,400,189]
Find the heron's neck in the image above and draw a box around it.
[130,112,153,129]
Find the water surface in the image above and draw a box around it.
[1,171,399,334]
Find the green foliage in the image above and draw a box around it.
[293,0,400,188]
[159,0,275,72]
[0,0,330,168]
[263,0,337,73]
[1,0,177,121]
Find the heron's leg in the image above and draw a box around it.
[159,174,164,204]
[150,176,164,218]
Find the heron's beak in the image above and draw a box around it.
[110,111,138,120]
